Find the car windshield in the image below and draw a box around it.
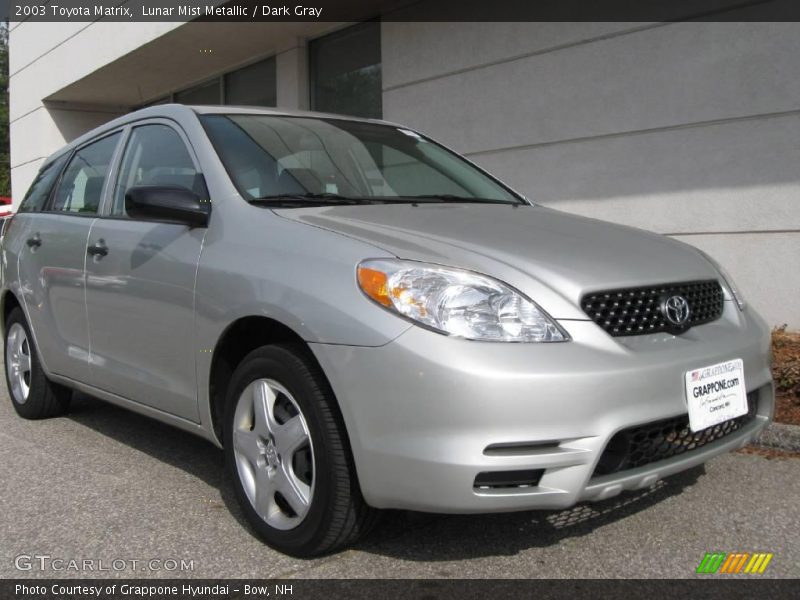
[201,114,524,205]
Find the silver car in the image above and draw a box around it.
[1,105,773,557]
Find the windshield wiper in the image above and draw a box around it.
[400,194,523,205]
[248,193,375,206]
[249,193,525,207]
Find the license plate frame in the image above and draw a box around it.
[684,358,748,432]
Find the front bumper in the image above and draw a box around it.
[311,302,773,513]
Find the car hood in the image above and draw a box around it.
[274,203,719,320]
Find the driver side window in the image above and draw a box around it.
[112,124,198,216]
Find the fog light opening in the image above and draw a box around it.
[473,469,545,490]
[594,433,631,476]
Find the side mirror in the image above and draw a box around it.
[125,185,210,228]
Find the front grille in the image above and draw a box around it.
[593,392,758,477]
[581,280,724,337]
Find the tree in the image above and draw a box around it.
[0,21,9,197]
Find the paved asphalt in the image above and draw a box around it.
[1,381,798,579]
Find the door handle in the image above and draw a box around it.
[87,240,108,258]
[26,234,42,249]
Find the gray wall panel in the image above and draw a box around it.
[382,21,800,326]
[384,22,800,154]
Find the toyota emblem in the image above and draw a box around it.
[661,294,691,331]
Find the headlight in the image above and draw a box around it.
[698,250,746,310]
[357,259,568,342]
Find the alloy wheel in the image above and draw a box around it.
[6,323,32,404]
[232,378,315,530]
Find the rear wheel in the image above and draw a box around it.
[224,344,376,557]
[4,307,71,419]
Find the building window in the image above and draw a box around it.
[147,56,277,109]
[175,79,221,105]
[225,57,277,107]
[309,21,382,119]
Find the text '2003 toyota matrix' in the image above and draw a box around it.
[1,105,772,557]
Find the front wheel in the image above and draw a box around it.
[4,307,71,419]
[224,345,376,557]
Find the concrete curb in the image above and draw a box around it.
[754,422,800,452]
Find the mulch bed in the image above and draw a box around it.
[772,326,800,426]
[736,445,800,460]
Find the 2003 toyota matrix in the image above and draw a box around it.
[1,105,772,556]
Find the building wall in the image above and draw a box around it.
[382,21,800,327]
[7,21,341,203]
[8,21,182,202]
[8,18,798,327]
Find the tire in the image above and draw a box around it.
[4,307,71,419]
[224,344,377,557]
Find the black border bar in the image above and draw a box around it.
[3,579,799,600]
[4,0,800,23]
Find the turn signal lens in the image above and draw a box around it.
[357,266,392,307]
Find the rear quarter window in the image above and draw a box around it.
[17,154,69,213]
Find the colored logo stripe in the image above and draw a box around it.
[744,553,774,574]
[720,553,749,573]
[696,552,773,574]
[697,553,726,573]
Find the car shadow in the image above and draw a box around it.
[66,391,705,561]
[65,392,253,534]
[354,466,705,561]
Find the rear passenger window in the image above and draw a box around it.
[18,154,69,213]
[112,124,199,216]
[51,133,121,215]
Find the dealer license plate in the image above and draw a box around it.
[684,358,748,432]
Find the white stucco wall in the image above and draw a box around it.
[382,21,800,327]
[7,21,340,204]
[8,21,182,203]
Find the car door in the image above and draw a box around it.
[16,132,122,383]
[84,121,206,421]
